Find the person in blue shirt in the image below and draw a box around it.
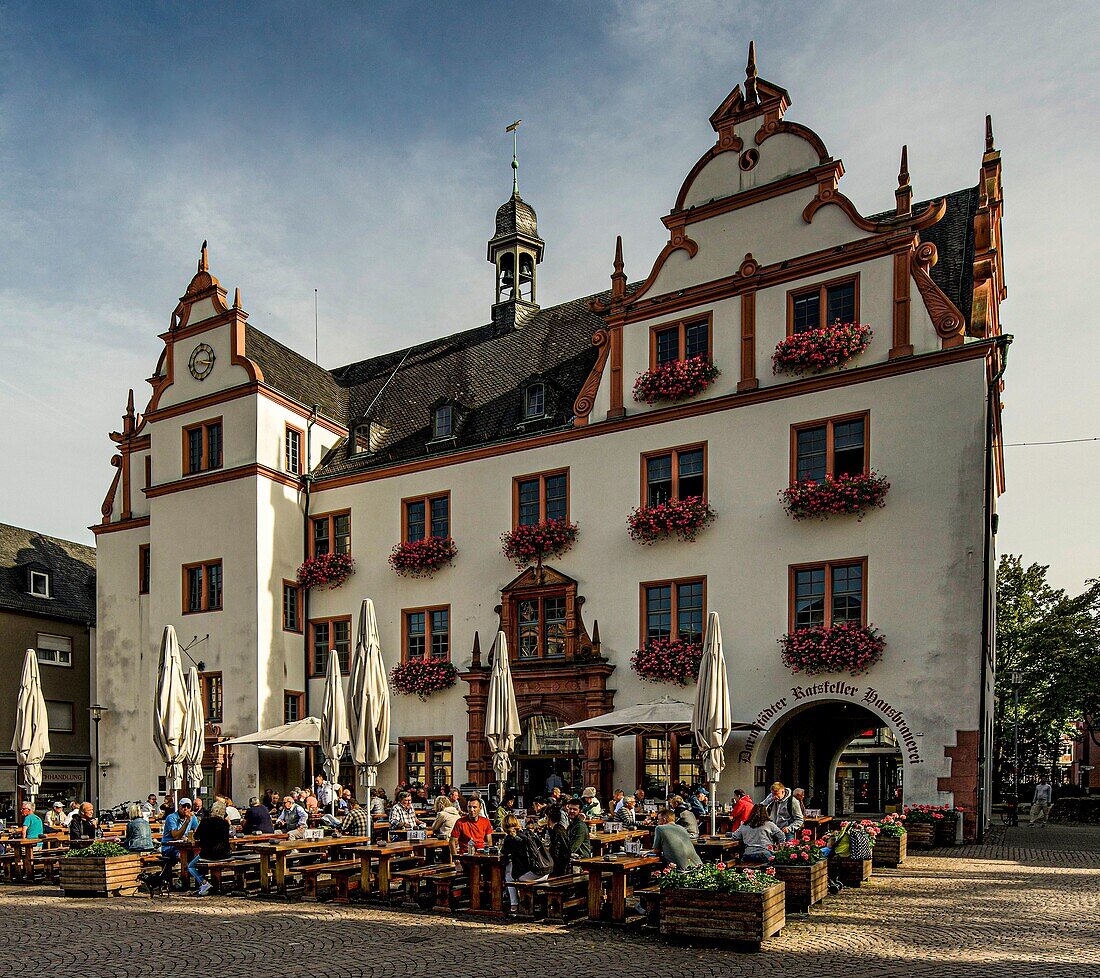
[159,798,199,890]
[689,787,710,821]
[18,801,45,848]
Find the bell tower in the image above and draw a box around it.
[488,120,544,327]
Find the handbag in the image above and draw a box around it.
[848,826,872,861]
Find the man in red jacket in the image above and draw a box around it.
[728,789,754,832]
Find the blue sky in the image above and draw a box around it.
[1,0,1097,590]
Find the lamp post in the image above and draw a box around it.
[89,704,108,815]
[1010,670,1021,826]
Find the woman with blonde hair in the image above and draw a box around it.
[123,802,154,852]
[432,794,461,840]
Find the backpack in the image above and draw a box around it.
[522,829,554,876]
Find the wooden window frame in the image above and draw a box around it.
[285,423,304,475]
[309,615,353,677]
[789,411,871,485]
[181,559,223,615]
[283,690,305,724]
[45,700,75,734]
[182,417,224,475]
[310,509,352,557]
[639,576,708,645]
[401,605,452,663]
[282,580,303,633]
[401,491,451,543]
[524,383,547,419]
[648,312,713,369]
[635,732,700,792]
[200,671,223,723]
[398,735,454,790]
[138,544,151,594]
[787,556,869,632]
[431,404,454,440]
[511,467,570,528]
[639,442,708,507]
[785,273,860,336]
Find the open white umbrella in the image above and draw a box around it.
[11,649,50,800]
[220,716,322,746]
[347,599,390,840]
[485,631,521,788]
[692,612,732,836]
[182,666,206,797]
[320,649,350,813]
[153,625,188,795]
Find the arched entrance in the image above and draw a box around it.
[760,701,903,817]
[514,714,584,797]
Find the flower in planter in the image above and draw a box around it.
[296,552,355,590]
[632,356,721,405]
[772,837,829,864]
[501,518,579,570]
[778,623,886,676]
[772,321,872,376]
[391,658,458,701]
[780,471,890,521]
[627,497,717,544]
[388,536,458,578]
[631,638,703,687]
[656,862,781,893]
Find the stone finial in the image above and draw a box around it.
[471,630,482,668]
[895,144,912,218]
[745,40,759,105]
[233,287,242,309]
[610,235,626,301]
[985,114,995,153]
[198,239,209,272]
[123,388,136,434]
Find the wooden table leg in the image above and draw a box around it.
[359,853,373,895]
[468,863,483,911]
[259,851,271,892]
[378,855,392,896]
[586,869,603,921]
[275,853,288,894]
[610,870,627,922]
[22,849,34,881]
[489,864,504,914]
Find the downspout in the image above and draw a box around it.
[303,404,319,719]
[977,334,1012,841]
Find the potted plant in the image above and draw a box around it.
[901,804,943,848]
[656,863,785,947]
[391,657,459,701]
[631,638,703,687]
[780,471,890,521]
[772,321,872,376]
[935,806,962,846]
[388,536,458,578]
[627,497,716,544]
[60,840,143,897]
[778,623,886,676]
[500,518,578,577]
[769,831,831,911]
[872,814,908,867]
[632,355,720,405]
[296,552,355,590]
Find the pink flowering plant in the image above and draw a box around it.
[391,657,458,701]
[388,536,458,578]
[772,829,830,864]
[779,623,886,676]
[632,356,720,405]
[875,813,907,838]
[628,497,716,544]
[501,519,578,570]
[902,804,956,825]
[772,321,872,376]
[780,472,890,521]
[656,862,779,893]
[631,638,703,686]
[296,552,355,590]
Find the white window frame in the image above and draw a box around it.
[29,569,50,597]
[37,633,73,668]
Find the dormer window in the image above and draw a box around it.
[28,569,50,598]
[524,383,546,420]
[432,405,454,440]
[352,422,372,457]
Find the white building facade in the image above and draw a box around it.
[93,52,1007,838]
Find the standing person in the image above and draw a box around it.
[545,770,564,795]
[728,789,754,832]
[1029,777,1053,826]
[313,774,334,809]
[241,796,274,835]
[500,813,551,912]
[763,782,804,835]
[432,795,461,840]
[651,808,703,868]
[564,798,592,860]
[123,803,154,852]
[68,802,98,842]
[45,801,70,832]
[732,803,786,862]
[159,798,199,890]
[189,801,232,896]
[451,797,493,853]
[670,795,700,840]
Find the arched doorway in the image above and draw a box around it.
[514,714,584,797]
[761,701,903,817]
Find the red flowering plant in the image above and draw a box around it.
[627,497,716,544]
[296,552,355,590]
[779,623,886,676]
[780,472,890,521]
[655,862,779,893]
[391,657,458,701]
[875,813,907,838]
[501,519,579,570]
[772,321,872,376]
[772,829,830,864]
[902,804,954,825]
[631,638,703,686]
[632,356,721,405]
[388,536,458,578]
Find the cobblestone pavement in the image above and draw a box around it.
[1,823,1096,977]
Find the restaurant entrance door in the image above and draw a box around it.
[514,714,583,800]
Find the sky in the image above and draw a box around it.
[0,0,1097,592]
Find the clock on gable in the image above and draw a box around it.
[189,342,216,381]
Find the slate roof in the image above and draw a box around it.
[0,523,96,625]
[245,325,348,424]
[493,192,541,241]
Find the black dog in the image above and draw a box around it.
[137,867,172,900]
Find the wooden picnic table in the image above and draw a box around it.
[352,837,450,897]
[456,849,507,917]
[251,836,372,895]
[588,828,649,856]
[575,854,662,924]
[804,815,834,838]
[694,835,742,862]
[5,836,63,881]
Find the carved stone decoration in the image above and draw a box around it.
[572,329,611,423]
[911,244,966,345]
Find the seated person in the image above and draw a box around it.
[564,798,592,861]
[388,791,424,831]
[16,801,44,848]
[501,813,551,911]
[732,803,786,862]
[579,787,603,818]
[275,795,309,839]
[728,788,754,832]
[339,797,371,836]
[68,802,99,842]
[689,787,709,820]
[123,803,154,852]
[241,796,275,834]
[670,795,700,840]
[651,808,702,868]
[451,797,493,852]
[159,798,199,890]
[618,796,640,826]
[431,795,461,840]
[45,800,69,833]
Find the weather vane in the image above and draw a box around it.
[506,119,522,193]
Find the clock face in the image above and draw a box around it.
[189,342,216,381]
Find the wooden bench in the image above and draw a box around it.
[634,884,661,927]
[34,852,63,883]
[430,868,468,912]
[198,856,261,894]
[392,864,449,909]
[299,859,361,902]
[0,853,19,883]
[520,875,588,923]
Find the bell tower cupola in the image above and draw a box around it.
[488,120,544,327]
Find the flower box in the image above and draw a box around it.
[631,638,702,687]
[827,855,872,887]
[935,812,960,846]
[770,859,828,912]
[904,823,935,849]
[388,536,458,578]
[872,833,907,868]
[627,497,716,544]
[391,658,458,700]
[659,884,786,947]
[772,321,872,376]
[780,471,890,521]
[296,552,355,590]
[60,854,143,897]
[501,519,578,570]
[632,356,720,405]
[779,623,886,676]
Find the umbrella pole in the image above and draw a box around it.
[665,731,670,802]
[710,780,717,837]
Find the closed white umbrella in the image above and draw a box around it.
[320,649,350,813]
[692,612,732,837]
[182,666,206,797]
[484,631,521,788]
[11,649,50,800]
[153,625,188,795]
[347,599,390,841]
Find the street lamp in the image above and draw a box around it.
[1010,670,1021,826]
[89,704,108,815]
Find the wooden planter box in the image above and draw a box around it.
[771,859,828,911]
[828,856,872,887]
[60,855,143,897]
[660,883,785,948]
[934,818,959,846]
[872,833,907,868]
[904,822,935,848]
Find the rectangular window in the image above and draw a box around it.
[788,276,859,334]
[285,425,303,475]
[525,384,545,419]
[643,578,705,644]
[311,617,352,675]
[638,733,698,796]
[792,413,868,485]
[183,560,223,614]
[515,594,568,660]
[400,737,453,791]
[514,469,569,527]
[29,570,50,597]
[36,633,73,668]
[432,405,453,440]
[403,607,450,662]
[183,419,223,474]
[643,444,706,507]
[650,314,712,367]
[403,493,450,542]
[139,544,150,594]
[45,700,74,733]
[311,511,351,556]
[284,691,304,724]
[282,582,302,632]
[790,559,867,630]
[201,672,223,723]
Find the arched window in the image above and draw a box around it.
[524,383,545,419]
[351,421,372,456]
[497,253,516,302]
[518,253,535,301]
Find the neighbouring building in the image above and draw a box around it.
[1,523,96,815]
[92,47,1008,836]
